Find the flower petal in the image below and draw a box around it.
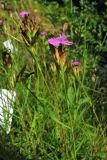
[72,60,81,66]
[19,11,30,18]
[61,40,73,46]
[48,38,60,46]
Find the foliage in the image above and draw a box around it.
[0,0,107,159]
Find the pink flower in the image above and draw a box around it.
[48,34,73,47]
[19,11,30,18]
[72,60,81,66]
[40,31,46,36]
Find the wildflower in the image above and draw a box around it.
[71,60,81,77]
[40,31,46,36]
[48,34,73,47]
[3,40,14,53]
[48,34,73,70]
[0,89,16,134]
[72,60,81,66]
[19,11,30,18]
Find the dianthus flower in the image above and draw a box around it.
[71,60,81,77]
[48,34,73,47]
[19,11,30,18]
[72,60,81,66]
[40,31,46,36]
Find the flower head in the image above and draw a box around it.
[40,31,46,36]
[19,11,30,18]
[71,60,81,77]
[72,60,81,66]
[48,34,73,47]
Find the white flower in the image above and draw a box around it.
[3,40,14,52]
[0,89,16,134]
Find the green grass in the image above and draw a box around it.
[0,0,107,159]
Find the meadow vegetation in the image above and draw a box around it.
[0,0,107,159]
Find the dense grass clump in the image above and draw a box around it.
[0,0,107,159]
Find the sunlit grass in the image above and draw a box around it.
[0,0,107,159]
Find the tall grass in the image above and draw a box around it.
[0,0,107,159]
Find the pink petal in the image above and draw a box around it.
[58,34,73,46]
[61,40,73,46]
[58,34,67,41]
[40,31,46,36]
[48,34,73,46]
[48,38,60,46]
[19,11,30,18]
[72,61,81,66]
